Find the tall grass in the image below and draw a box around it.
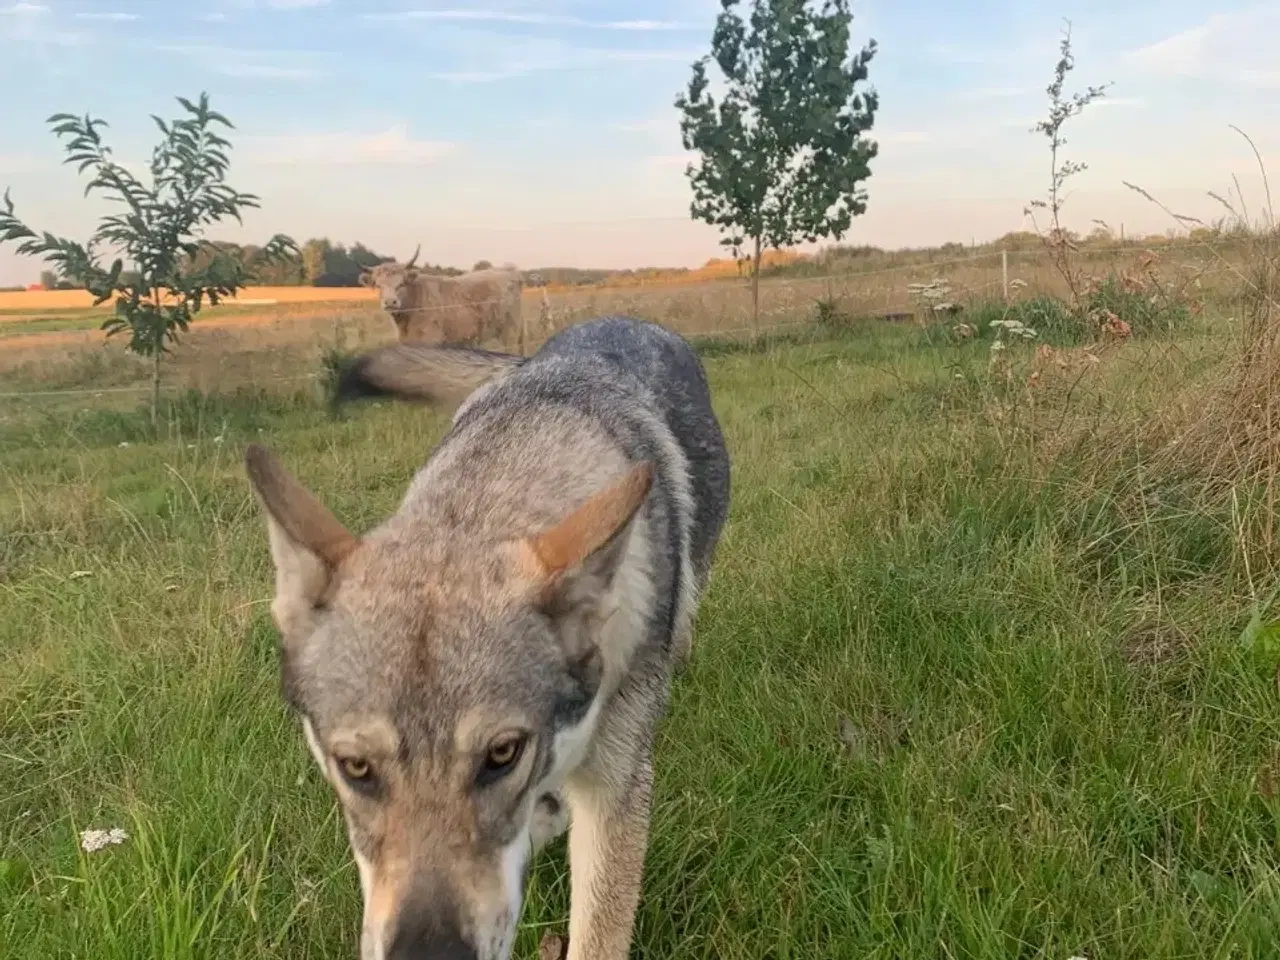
[3,303,1280,957]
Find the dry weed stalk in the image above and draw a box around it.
[1118,127,1280,574]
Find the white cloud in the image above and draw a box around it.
[0,2,50,15]
[1126,23,1211,73]
[361,9,697,31]
[0,2,85,46]
[420,44,696,84]
[603,48,697,63]
[155,43,324,80]
[434,71,519,83]
[242,124,458,166]
[74,11,140,20]
[1239,69,1280,88]
[1126,7,1280,88]
[219,62,322,79]
[267,0,328,7]
[195,12,227,22]
[611,20,692,32]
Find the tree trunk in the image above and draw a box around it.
[150,350,162,430]
[751,235,763,339]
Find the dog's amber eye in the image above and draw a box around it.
[483,735,526,775]
[338,756,372,782]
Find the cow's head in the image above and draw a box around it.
[361,245,423,315]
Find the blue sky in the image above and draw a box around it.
[0,0,1276,284]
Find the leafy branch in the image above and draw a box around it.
[0,92,297,422]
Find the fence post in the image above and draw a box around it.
[1001,250,1009,302]
[519,294,530,357]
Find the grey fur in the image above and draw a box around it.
[248,315,730,960]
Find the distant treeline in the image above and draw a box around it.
[15,223,1267,295]
[30,238,465,291]
[24,237,693,291]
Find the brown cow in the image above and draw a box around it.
[361,246,525,352]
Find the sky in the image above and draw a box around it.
[0,0,1276,284]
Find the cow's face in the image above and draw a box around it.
[362,264,421,315]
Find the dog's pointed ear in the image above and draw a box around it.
[518,461,654,612]
[245,443,357,635]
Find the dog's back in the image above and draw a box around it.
[384,317,728,675]
[337,315,730,670]
[459,316,729,594]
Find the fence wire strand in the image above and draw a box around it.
[0,236,1242,405]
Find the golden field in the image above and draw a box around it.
[0,235,1257,406]
[0,285,378,312]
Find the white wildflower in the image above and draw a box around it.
[69,570,93,580]
[118,442,130,448]
[907,278,954,307]
[990,318,1038,340]
[80,827,129,853]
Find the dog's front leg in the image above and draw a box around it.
[562,756,653,960]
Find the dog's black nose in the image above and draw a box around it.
[387,912,477,960]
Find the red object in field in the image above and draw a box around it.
[26,283,45,291]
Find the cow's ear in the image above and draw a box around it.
[405,267,421,281]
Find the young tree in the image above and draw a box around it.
[0,93,296,423]
[1026,20,1110,306]
[676,0,879,333]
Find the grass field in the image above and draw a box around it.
[3,249,1280,958]
[0,238,1252,399]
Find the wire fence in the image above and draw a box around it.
[0,238,1253,406]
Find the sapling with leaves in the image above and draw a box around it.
[676,0,879,334]
[0,93,297,424]
[1026,20,1111,307]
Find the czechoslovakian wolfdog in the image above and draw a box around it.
[244,315,731,959]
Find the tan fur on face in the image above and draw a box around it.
[365,852,411,946]
[328,716,400,769]
[453,707,531,757]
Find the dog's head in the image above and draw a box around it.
[244,444,652,960]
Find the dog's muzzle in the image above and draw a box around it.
[385,911,477,960]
